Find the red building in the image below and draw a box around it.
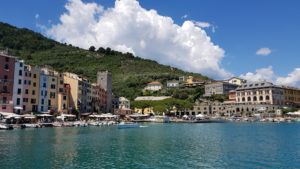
[0,52,16,113]
[91,84,107,113]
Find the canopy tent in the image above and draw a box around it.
[287,112,300,116]
[129,113,148,118]
[99,113,117,118]
[21,114,36,119]
[89,114,102,118]
[36,114,53,117]
[14,106,23,110]
[196,114,205,118]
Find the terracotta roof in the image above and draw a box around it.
[148,81,162,85]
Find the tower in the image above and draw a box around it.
[97,71,112,113]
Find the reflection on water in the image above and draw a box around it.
[1,123,300,169]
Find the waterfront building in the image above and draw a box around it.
[58,83,70,114]
[79,77,92,113]
[12,60,25,114]
[179,99,282,116]
[204,81,238,96]
[235,82,284,105]
[22,65,32,113]
[91,83,107,113]
[167,80,179,88]
[29,66,40,112]
[38,69,49,113]
[225,77,247,86]
[281,86,300,106]
[0,52,16,113]
[144,81,162,91]
[114,97,131,115]
[97,71,112,113]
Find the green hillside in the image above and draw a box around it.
[0,22,208,100]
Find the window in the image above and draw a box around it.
[3,97,7,104]
[48,100,51,106]
[43,83,46,88]
[18,79,22,85]
[19,70,22,76]
[253,96,257,101]
[50,84,56,89]
[16,98,20,105]
[33,74,37,78]
[20,62,23,67]
[52,78,55,82]
[2,106,6,110]
[33,82,36,87]
[31,99,36,104]
[24,80,27,85]
[28,80,31,85]
[60,80,64,85]
[3,86,8,92]
[50,92,56,99]
[266,95,270,100]
[3,75,8,81]
[32,90,35,95]
[25,89,29,94]
[17,88,21,94]
[41,91,43,96]
[247,97,251,101]
[259,96,264,101]
[41,99,44,105]
[63,95,67,100]
[5,57,9,62]
[4,64,9,70]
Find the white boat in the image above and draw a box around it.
[53,122,62,127]
[0,124,13,130]
[21,124,40,128]
[117,122,140,129]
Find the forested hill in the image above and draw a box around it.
[0,22,209,100]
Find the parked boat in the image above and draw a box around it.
[0,124,13,130]
[117,122,140,129]
[21,124,40,128]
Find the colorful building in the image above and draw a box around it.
[12,60,25,114]
[0,52,16,113]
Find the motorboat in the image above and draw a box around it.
[117,122,140,129]
[0,124,13,130]
[21,124,40,128]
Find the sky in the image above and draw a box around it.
[1,0,300,86]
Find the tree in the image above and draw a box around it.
[97,47,106,53]
[89,46,96,52]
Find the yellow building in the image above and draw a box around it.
[282,86,300,106]
[63,72,80,111]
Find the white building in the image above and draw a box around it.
[119,97,130,109]
[144,81,162,91]
[167,81,179,88]
[12,60,25,114]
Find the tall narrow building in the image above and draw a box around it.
[0,52,16,113]
[97,71,112,113]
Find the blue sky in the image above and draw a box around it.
[1,0,300,84]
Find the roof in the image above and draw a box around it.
[135,96,171,101]
[236,81,278,90]
[147,81,162,85]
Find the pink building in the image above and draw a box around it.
[0,52,16,113]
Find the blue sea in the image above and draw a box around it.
[0,123,300,169]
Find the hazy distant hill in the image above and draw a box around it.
[0,22,208,99]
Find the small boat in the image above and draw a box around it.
[0,124,13,130]
[117,122,140,129]
[21,124,40,128]
[52,122,62,127]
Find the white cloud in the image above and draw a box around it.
[240,66,275,83]
[276,68,300,87]
[46,0,231,79]
[181,14,188,19]
[240,67,300,88]
[256,47,272,56]
[194,21,211,28]
[35,14,39,19]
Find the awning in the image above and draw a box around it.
[36,114,53,117]
[14,106,23,110]
[129,113,148,118]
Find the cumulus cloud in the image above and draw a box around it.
[240,66,275,82]
[240,66,300,88]
[256,47,272,56]
[276,68,300,87]
[46,0,231,79]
